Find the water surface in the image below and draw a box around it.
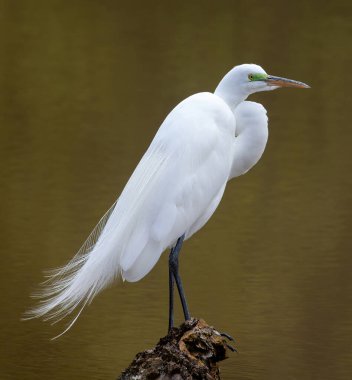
[1,1,351,379]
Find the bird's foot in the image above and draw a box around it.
[217,331,237,353]
[225,343,237,352]
[220,332,235,342]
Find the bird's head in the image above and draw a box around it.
[215,63,310,108]
[239,63,310,93]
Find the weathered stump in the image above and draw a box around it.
[118,318,235,380]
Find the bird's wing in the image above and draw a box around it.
[119,93,236,281]
[25,92,235,330]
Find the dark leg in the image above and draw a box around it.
[168,264,175,332]
[168,234,190,332]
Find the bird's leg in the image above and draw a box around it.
[168,233,190,332]
[168,261,175,332]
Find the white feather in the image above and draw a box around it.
[24,141,172,324]
[24,63,308,337]
[24,93,235,331]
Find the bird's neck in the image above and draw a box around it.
[229,119,268,179]
[214,78,268,179]
[214,79,248,111]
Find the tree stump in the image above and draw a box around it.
[118,318,235,380]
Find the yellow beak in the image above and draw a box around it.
[266,75,310,88]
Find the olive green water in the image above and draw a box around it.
[1,1,351,379]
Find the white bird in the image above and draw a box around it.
[25,64,309,336]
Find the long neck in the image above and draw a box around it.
[214,75,248,111]
[229,106,269,179]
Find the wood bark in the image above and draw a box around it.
[118,318,235,380]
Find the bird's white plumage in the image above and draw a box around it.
[25,92,238,321]
[121,92,236,280]
[230,101,268,178]
[25,64,278,334]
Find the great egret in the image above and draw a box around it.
[25,64,309,336]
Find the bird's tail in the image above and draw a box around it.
[24,143,172,338]
[23,201,124,338]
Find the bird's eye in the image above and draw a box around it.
[248,74,254,81]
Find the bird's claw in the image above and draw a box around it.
[226,343,237,353]
[217,331,237,353]
[220,332,235,342]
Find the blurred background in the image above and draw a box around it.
[1,0,351,379]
